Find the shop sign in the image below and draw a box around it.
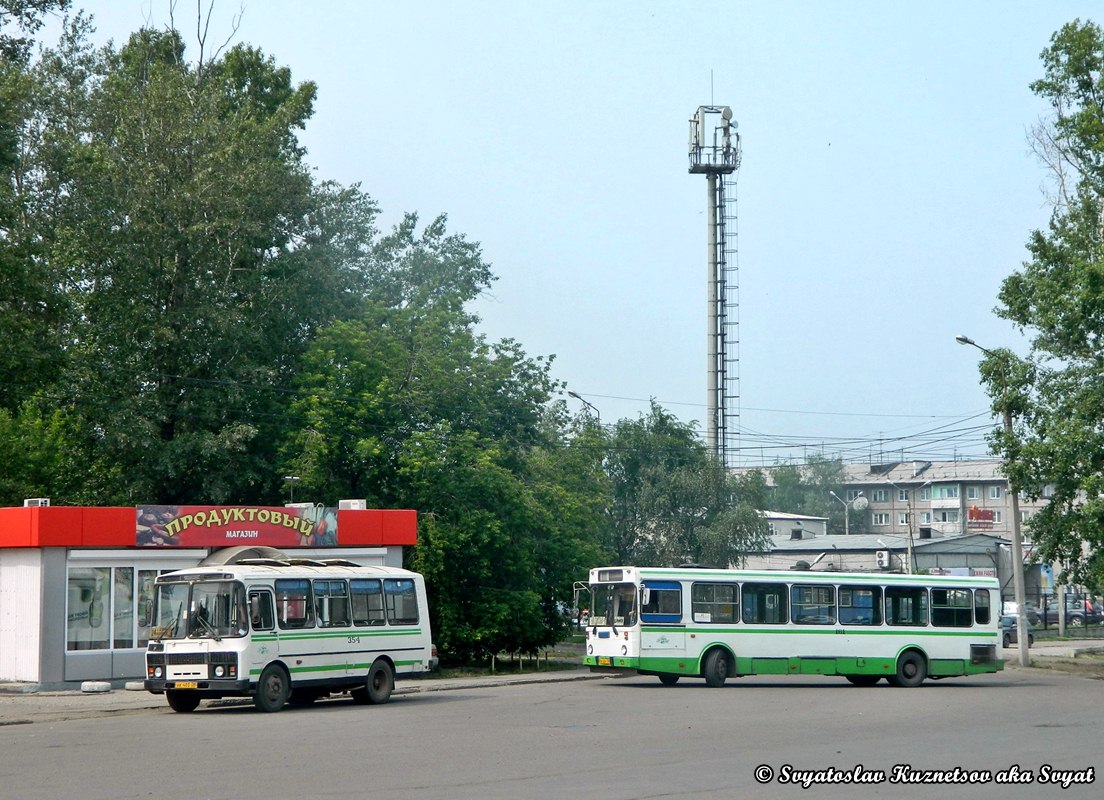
[966,506,995,529]
[136,505,338,547]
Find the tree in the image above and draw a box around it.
[993,19,1104,589]
[0,0,70,62]
[0,2,71,412]
[281,210,611,661]
[13,20,368,503]
[602,403,769,567]
[758,455,850,533]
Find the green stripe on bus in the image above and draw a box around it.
[586,654,1004,678]
[641,626,997,638]
[635,568,998,585]
[252,629,422,642]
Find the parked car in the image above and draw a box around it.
[1001,601,1040,626]
[1000,615,1034,648]
[1038,596,1097,627]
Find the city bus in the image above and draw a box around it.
[144,556,435,712]
[581,566,1002,687]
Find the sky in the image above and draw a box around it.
[44,0,1103,467]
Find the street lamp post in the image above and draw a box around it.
[886,478,931,575]
[829,490,864,536]
[567,391,601,425]
[283,475,301,504]
[956,334,1029,668]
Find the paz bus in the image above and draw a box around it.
[581,566,1003,687]
[144,554,435,712]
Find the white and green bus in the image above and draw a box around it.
[144,557,435,712]
[581,566,1003,687]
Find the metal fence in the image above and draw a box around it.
[1014,592,1104,636]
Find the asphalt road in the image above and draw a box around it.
[0,666,1099,800]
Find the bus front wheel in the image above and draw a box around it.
[254,664,290,712]
[888,651,926,688]
[658,673,680,686]
[701,649,730,688]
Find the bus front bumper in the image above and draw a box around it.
[145,678,251,695]
[584,655,640,670]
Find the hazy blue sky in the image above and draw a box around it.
[53,1,1101,466]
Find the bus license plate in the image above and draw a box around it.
[174,681,198,689]
[597,657,611,666]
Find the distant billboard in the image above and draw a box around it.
[967,506,995,529]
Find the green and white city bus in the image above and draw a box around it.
[144,557,435,712]
[581,566,1003,687]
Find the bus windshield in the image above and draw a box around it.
[591,583,638,627]
[151,580,247,640]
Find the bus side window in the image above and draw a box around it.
[314,579,350,628]
[931,588,972,627]
[384,579,419,625]
[640,581,682,623]
[742,582,787,624]
[974,589,991,625]
[790,585,835,625]
[275,578,315,629]
[838,586,881,625]
[885,586,928,626]
[351,579,386,626]
[249,590,275,631]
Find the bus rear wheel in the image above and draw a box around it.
[254,664,290,712]
[165,690,201,712]
[353,659,394,705]
[888,651,926,688]
[701,649,730,688]
[658,674,680,686]
[844,675,881,687]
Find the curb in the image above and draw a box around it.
[0,669,604,724]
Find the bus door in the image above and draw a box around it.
[639,580,686,657]
[248,588,278,674]
[836,585,884,658]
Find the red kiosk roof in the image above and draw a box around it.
[0,506,416,548]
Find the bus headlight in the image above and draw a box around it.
[213,665,225,678]
[587,644,593,654]
[622,645,628,655]
[154,666,163,679]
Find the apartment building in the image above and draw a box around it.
[840,459,1048,541]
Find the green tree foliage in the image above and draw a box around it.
[757,455,851,533]
[281,213,610,661]
[0,13,614,662]
[11,19,369,503]
[603,403,769,566]
[0,0,69,62]
[994,19,1104,588]
[0,3,71,412]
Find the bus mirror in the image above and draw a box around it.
[641,587,651,607]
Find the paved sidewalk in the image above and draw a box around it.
[0,667,602,726]
[1022,637,1104,658]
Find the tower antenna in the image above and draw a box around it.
[688,105,742,468]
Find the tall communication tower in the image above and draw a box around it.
[688,105,742,468]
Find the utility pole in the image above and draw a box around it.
[956,335,1029,668]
